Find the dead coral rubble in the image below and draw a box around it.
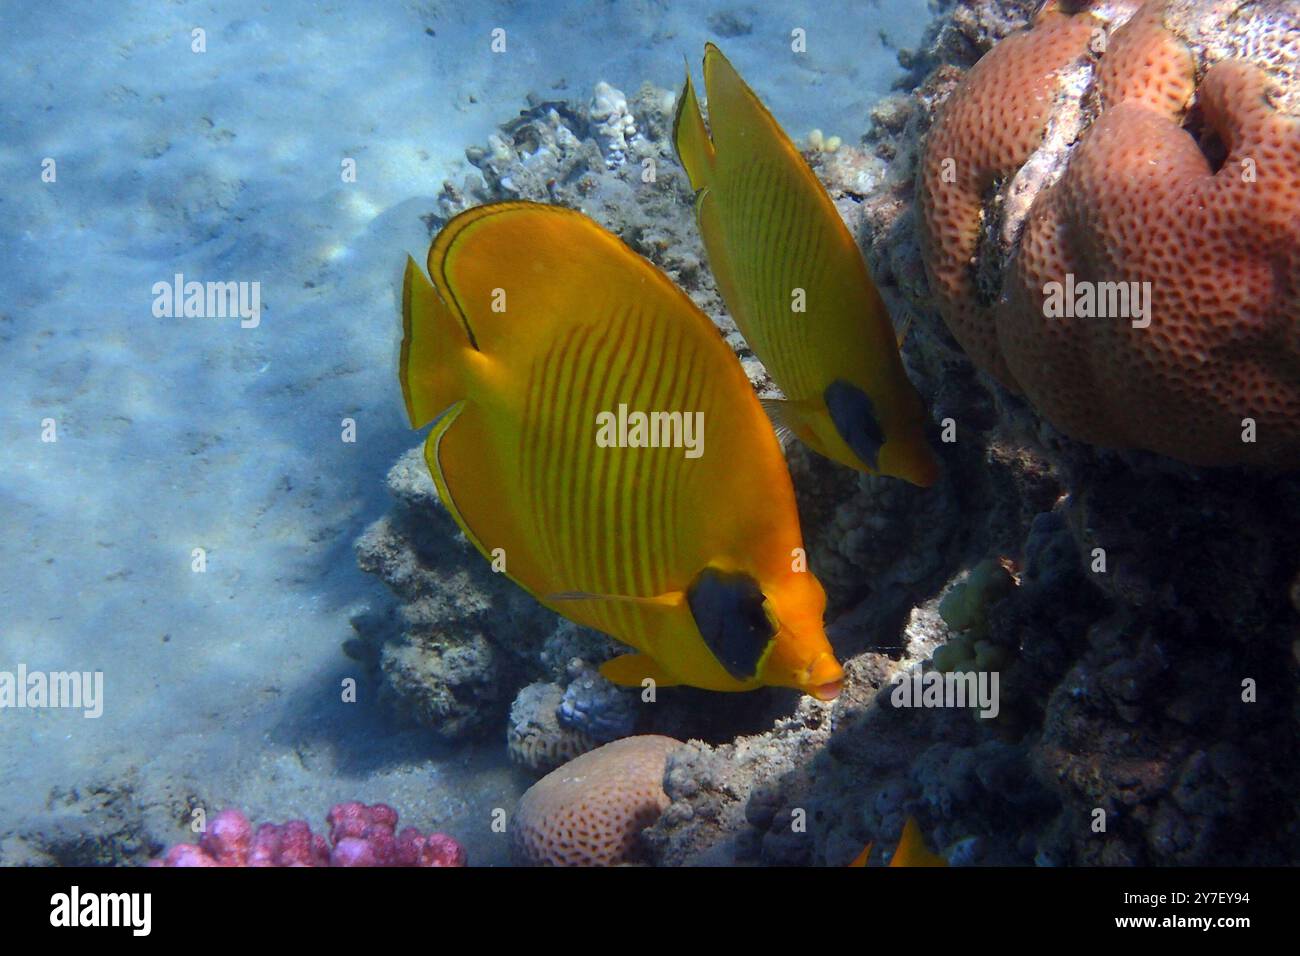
[354,447,594,742]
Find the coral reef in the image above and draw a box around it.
[649,462,1299,866]
[933,557,1016,672]
[153,804,466,867]
[351,0,1299,870]
[917,0,1300,467]
[506,681,598,774]
[643,0,1299,867]
[510,735,680,866]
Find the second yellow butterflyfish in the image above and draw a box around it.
[674,44,939,486]
[400,201,844,700]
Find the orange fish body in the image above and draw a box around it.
[401,202,843,699]
[674,44,938,486]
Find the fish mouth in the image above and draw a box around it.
[802,652,844,700]
[809,679,843,701]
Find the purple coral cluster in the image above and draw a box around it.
[153,802,466,867]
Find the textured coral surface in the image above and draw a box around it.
[509,735,679,866]
[918,0,1300,467]
[918,9,1097,385]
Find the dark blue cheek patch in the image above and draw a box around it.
[686,568,776,681]
[824,379,885,471]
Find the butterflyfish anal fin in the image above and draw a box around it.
[599,653,682,688]
[422,399,491,557]
[421,395,568,616]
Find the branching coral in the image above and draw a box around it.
[153,804,466,867]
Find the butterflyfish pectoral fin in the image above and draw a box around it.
[599,653,683,688]
[896,313,915,350]
[760,397,827,449]
[545,590,685,608]
[759,398,797,445]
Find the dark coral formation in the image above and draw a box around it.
[506,680,598,774]
[648,458,1299,866]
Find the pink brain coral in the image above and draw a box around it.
[918,7,1099,386]
[918,0,1300,468]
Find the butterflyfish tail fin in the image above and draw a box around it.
[673,69,715,193]
[400,254,470,429]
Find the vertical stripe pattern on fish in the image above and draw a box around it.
[400,201,844,699]
[674,43,940,486]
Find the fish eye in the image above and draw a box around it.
[686,568,777,681]
[824,379,885,471]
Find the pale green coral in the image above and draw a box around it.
[934,559,1014,674]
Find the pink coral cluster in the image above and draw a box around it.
[153,803,466,867]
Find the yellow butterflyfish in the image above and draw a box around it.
[401,201,844,700]
[674,44,940,487]
[849,816,948,867]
